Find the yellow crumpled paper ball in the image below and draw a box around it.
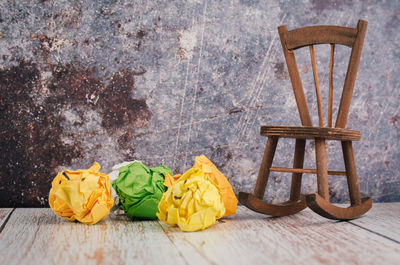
[193,155,238,216]
[164,154,238,217]
[157,168,225,232]
[49,162,114,225]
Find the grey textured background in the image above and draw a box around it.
[0,0,399,207]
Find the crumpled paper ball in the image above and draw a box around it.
[49,162,114,225]
[164,154,237,216]
[193,155,238,216]
[107,160,139,212]
[157,168,225,232]
[112,161,171,219]
[164,172,180,188]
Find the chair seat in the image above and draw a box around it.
[260,126,361,141]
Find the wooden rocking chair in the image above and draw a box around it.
[239,20,372,220]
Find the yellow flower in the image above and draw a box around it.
[157,168,225,232]
[49,162,114,225]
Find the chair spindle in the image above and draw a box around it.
[309,45,324,127]
[328,44,335,127]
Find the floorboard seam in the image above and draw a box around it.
[180,236,219,265]
[347,221,400,244]
[0,208,15,234]
[156,221,192,265]
[157,221,218,265]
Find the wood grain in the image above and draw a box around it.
[349,203,400,243]
[278,25,312,126]
[315,138,329,199]
[306,194,372,221]
[284,25,357,50]
[0,208,13,233]
[289,139,306,201]
[270,167,346,176]
[260,126,361,141]
[160,206,400,265]
[254,136,278,199]
[342,141,361,205]
[238,192,306,217]
[0,206,399,265]
[309,45,324,127]
[0,209,187,265]
[335,20,368,128]
[328,44,335,128]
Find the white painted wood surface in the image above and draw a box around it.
[0,205,399,265]
[349,202,400,242]
[0,208,13,232]
[0,209,185,265]
[161,206,400,265]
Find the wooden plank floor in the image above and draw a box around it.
[349,203,400,243]
[0,204,399,265]
[0,208,13,233]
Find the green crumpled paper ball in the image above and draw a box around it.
[111,161,172,219]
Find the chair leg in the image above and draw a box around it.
[306,138,372,220]
[239,136,306,217]
[289,139,306,202]
[341,141,361,205]
[315,138,329,199]
[253,136,279,199]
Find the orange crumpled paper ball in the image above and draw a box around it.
[164,155,238,216]
[49,162,114,224]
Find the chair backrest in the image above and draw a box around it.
[278,20,367,128]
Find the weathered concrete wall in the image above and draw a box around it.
[0,0,399,206]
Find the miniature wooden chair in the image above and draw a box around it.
[239,20,371,220]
